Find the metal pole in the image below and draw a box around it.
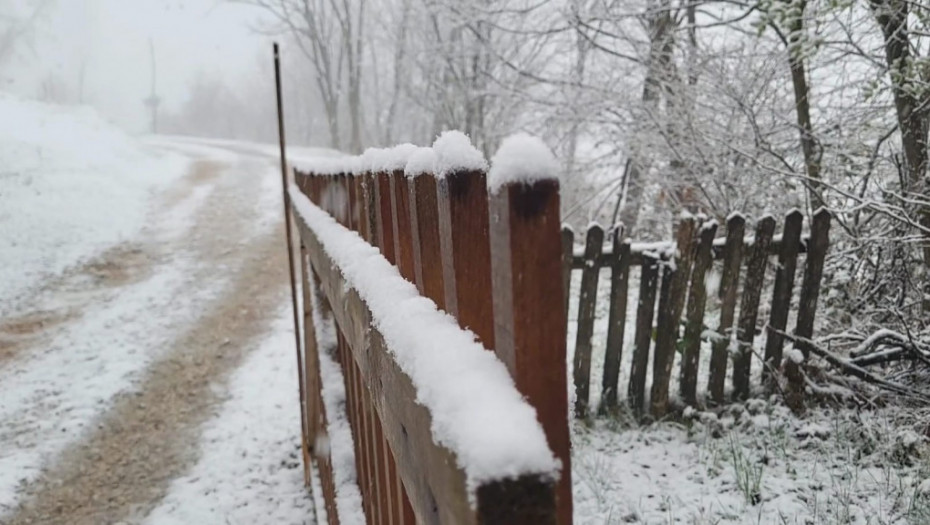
[274,42,310,476]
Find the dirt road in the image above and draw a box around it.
[0,140,315,524]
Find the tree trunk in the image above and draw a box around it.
[781,0,824,210]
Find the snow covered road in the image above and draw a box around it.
[0,138,317,524]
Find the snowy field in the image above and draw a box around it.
[0,93,189,316]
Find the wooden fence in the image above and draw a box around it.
[289,143,572,524]
[565,210,831,419]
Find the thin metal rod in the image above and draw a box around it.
[274,42,310,475]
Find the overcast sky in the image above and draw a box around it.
[3,0,271,133]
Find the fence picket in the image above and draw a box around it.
[629,255,659,419]
[707,215,745,404]
[561,226,574,322]
[601,226,631,414]
[786,208,831,409]
[762,210,804,385]
[436,169,495,347]
[680,220,718,406]
[651,217,697,419]
[733,216,777,400]
[572,224,604,418]
[391,172,416,283]
[411,175,445,308]
[377,172,396,264]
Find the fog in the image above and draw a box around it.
[2,0,269,133]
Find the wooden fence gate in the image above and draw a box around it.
[288,137,572,524]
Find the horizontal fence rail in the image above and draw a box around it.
[290,134,573,525]
[566,210,831,419]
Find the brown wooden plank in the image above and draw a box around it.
[297,215,555,524]
[571,224,604,418]
[628,254,659,419]
[436,169,495,347]
[650,217,697,419]
[762,210,804,385]
[391,172,416,283]
[561,226,574,320]
[377,172,397,264]
[364,173,378,245]
[733,215,777,400]
[708,214,745,404]
[786,208,831,409]
[488,179,571,525]
[343,174,358,231]
[411,175,445,308]
[679,220,718,406]
[600,227,631,414]
[379,430,396,525]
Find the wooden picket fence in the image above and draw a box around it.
[565,210,831,419]
[290,154,572,524]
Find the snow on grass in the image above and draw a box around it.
[289,187,559,492]
[142,307,314,525]
[573,402,930,524]
[0,93,188,315]
[487,133,559,193]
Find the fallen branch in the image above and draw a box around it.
[775,330,930,403]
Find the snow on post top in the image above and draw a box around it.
[431,131,488,177]
[487,133,559,194]
[405,147,436,178]
[365,143,418,173]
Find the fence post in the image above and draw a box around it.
[651,217,697,419]
[601,226,631,414]
[572,224,603,418]
[733,215,776,400]
[762,210,804,386]
[489,176,571,525]
[680,219,717,407]
[629,254,660,419]
[786,208,831,411]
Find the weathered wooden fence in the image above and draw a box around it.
[566,210,831,419]
[289,137,572,524]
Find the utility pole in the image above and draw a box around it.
[143,38,160,134]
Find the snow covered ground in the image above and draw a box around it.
[142,307,314,525]
[0,93,189,316]
[566,270,930,524]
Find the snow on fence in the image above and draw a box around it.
[565,209,831,419]
[290,132,571,525]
